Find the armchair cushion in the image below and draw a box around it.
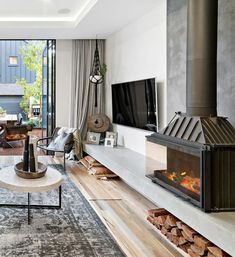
[47,132,73,152]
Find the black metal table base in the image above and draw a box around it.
[0,185,62,225]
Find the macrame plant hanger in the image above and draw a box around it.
[89,39,103,107]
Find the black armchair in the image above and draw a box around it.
[37,127,75,171]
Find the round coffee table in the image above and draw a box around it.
[0,166,63,224]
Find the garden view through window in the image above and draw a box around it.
[0,40,56,154]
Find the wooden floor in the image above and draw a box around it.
[0,156,183,257]
[66,159,184,257]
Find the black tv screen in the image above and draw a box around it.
[112,78,157,132]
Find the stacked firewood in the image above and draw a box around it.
[147,209,230,257]
[79,155,118,179]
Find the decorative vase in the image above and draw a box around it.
[23,135,30,171]
[30,136,38,171]
[29,143,36,172]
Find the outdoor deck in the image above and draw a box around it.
[0,128,46,155]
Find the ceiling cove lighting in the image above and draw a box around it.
[0,17,74,22]
[0,0,97,23]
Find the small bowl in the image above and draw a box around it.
[14,162,47,179]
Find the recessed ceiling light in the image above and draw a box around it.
[58,8,71,14]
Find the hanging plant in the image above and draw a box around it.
[100,64,107,77]
[89,39,106,107]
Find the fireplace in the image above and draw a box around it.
[153,147,201,204]
[147,0,235,212]
[146,115,235,212]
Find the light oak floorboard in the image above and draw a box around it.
[66,159,183,257]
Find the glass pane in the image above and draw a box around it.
[46,40,56,137]
[154,147,200,201]
[9,56,18,65]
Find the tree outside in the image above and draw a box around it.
[16,41,46,127]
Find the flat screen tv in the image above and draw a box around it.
[112,78,157,132]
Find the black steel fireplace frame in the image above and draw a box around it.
[147,134,235,212]
[147,134,205,210]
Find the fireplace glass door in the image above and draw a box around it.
[154,147,201,202]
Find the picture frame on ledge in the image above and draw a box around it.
[105,131,118,146]
[104,138,114,147]
[86,132,101,145]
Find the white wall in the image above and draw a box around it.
[105,1,167,155]
[56,40,73,127]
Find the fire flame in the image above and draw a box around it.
[165,171,200,195]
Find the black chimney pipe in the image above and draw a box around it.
[186,0,218,117]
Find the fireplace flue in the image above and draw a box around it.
[146,0,235,212]
[186,0,217,117]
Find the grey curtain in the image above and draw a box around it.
[70,39,105,139]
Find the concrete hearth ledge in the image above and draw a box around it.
[83,144,235,256]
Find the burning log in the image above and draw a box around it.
[157,170,201,195]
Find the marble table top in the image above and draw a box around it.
[0,166,63,193]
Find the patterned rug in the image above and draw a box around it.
[0,164,126,257]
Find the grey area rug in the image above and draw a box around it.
[0,164,126,257]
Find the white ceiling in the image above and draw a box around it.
[0,0,159,39]
[0,0,87,20]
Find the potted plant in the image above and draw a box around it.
[0,107,6,117]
